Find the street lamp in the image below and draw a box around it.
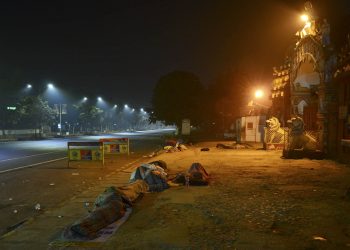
[46,83,67,136]
[47,83,54,89]
[83,97,88,102]
[301,14,309,22]
[254,89,264,99]
[97,96,103,102]
[26,84,32,89]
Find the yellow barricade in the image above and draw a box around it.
[99,138,130,155]
[67,141,104,167]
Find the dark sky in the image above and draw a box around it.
[1,0,349,107]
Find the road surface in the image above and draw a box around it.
[0,129,174,173]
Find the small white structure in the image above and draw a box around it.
[236,116,266,143]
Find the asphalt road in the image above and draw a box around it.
[0,129,174,173]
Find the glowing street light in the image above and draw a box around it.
[47,83,54,89]
[140,108,144,112]
[301,14,309,22]
[113,104,117,108]
[26,84,32,89]
[255,89,264,99]
[124,104,128,109]
[97,96,103,102]
[83,97,88,101]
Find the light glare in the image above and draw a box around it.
[255,90,264,99]
[301,14,309,22]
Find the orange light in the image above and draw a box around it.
[301,14,309,22]
[255,90,263,99]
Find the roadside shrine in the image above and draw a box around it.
[67,141,104,167]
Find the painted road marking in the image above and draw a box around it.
[0,151,63,162]
[0,157,67,174]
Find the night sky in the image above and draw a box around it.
[1,0,349,108]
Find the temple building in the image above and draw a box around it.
[270,1,338,154]
[270,63,291,126]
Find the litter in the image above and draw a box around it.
[313,236,327,241]
[72,173,80,176]
[35,203,41,210]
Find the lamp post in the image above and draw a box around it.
[46,83,67,136]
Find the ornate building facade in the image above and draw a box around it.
[270,1,338,154]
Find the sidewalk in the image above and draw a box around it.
[1,141,350,249]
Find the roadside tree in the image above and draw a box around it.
[74,104,104,132]
[151,71,204,128]
[16,96,56,136]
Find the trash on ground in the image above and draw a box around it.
[201,148,210,151]
[72,173,80,176]
[49,183,55,186]
[34,203,41,210]
[163,139,189,153]
[313,236,327,241]
[216,143,234,149]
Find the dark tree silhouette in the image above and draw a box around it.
[151,71,204,128]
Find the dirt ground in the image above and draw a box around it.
[105,142,350,250]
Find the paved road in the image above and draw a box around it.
[0,129,174,173]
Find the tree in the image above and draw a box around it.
[151,71,204,128]
[74,104,104,132]
[16,96,56,135]
[203,68,251,132]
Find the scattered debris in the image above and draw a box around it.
[49,183,55,186]
[98,177,102,181]
[201,148,210,151]
[9,197,13,201]
[72,173,80,176]
[34,203,41,211]
[313,236,327,241]
[216,143,234,149]
[13,210,18,214]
